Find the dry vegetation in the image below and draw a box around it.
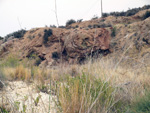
[0,52,150,113]
[1,5,150,113]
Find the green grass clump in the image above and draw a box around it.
[129,90,150,113]
[56,73,116,113]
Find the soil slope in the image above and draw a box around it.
[0,8,150,67]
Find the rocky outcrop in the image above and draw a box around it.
[25,28,110,66]
[0,27,111,66]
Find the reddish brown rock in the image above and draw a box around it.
[0,27,111,66]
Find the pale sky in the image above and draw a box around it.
[0,0,149,37]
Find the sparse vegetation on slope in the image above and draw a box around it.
[4,29,26,41]
[103,5,150,17]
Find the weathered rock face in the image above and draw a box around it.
[61,28,110,64]
[0,27,111,66]
[1,7,150,67]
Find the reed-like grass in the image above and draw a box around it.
[0,53,150,113]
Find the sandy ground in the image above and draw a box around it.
[0,81,56,113]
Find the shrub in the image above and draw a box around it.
[5,29,26,41]
[43,29,53,44]
[88,25,92,28]
[56,74,116,113]
[102,13,109,17]
[52,52,60,60]
[66,19,76,26]
[125,9,137,16]
[142,11,150,20]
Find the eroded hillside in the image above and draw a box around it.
[1,5,150,113]
[0,7,150,67]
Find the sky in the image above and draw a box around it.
[0,0,149,37]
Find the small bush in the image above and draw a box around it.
[52,52,60,60]
[125,9,137,16]
[43,29,53,44]
[5,29,26,41]
[66,19,76,26]
[142,11,150,20]
[88,25,92,28]
[102,13,109,17]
